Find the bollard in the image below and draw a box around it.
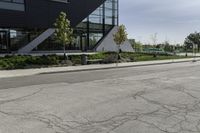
[81,54,87,65]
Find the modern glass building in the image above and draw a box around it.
[0,0,119,53]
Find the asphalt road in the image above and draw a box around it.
[0,61,200,133]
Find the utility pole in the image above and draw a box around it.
[193,43,196,62]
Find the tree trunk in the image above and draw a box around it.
[118,45,121,60]
[185,45,188,57]
[116,45,120,67]
[63,44,66,63]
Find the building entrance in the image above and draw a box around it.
[80,35,87,52]
[0,31,10,53]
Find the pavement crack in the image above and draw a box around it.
[137,119,178,133]
[0,88,44,117]
[0,88,43,106]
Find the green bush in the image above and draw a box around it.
[0,55,60,70]
[88,52,106,60]
[0,52,189,70]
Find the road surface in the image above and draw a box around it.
[0,61,200,133]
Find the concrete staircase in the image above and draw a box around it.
[18,28,55,54]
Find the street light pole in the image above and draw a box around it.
[193,43,196,62]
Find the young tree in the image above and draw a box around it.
[113,25,128,63]
[150,33,158,46]
[54,12,73,62]
[134,41,143,52]
[129,39,143,52]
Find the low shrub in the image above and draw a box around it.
[0,52,189,70]
[0,55,60,70]
[88,52,106,60]
[102,53,118,64]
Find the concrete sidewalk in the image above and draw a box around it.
[0,57,199,79]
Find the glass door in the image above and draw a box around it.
[0,31,9,53]
[81,35,87,52]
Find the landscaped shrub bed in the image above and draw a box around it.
[0,55,60,69]
[0,52,188,70]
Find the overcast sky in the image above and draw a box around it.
[119,0,200,44]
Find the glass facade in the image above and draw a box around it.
[0,28,44,53]
[0,0,118,53]
[73,0,119,51]
[0,0,25,11]
[0,0,24,4]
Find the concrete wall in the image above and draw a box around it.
[96,26,134,52]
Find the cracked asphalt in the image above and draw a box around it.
[0,61,200,133]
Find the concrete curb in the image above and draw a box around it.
[39,58,200,75]
[0,58,199,79]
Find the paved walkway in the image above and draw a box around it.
[0,57,199,79]
[0,52,97,57]
[177,52,200,57]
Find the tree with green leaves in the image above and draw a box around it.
[113,25,128,62]
[184,32,200,52]
[54,12,74,62]
[129,39,143,52]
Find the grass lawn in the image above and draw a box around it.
[120,52,191,62]
[134,55,190,61]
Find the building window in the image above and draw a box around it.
[74,0,119,51]
[51,0,70,3]
[0,0,25,11]
[0,0,24,4]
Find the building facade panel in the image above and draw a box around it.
[0,0,106,28]
[0,0,118,53]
